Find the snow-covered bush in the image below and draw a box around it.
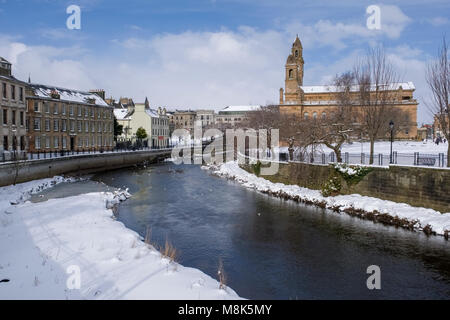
[333,163,373,186]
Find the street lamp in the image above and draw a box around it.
[389,120,394,164]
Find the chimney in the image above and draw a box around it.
[0,57,12,77]
[90,89,106,100]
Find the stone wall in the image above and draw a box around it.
[0,150,170,187]
[242,162,450,213]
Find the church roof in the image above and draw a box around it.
[300,82,416,93]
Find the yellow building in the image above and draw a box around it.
[278,36,418,139]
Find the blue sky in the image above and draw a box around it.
[1,0,449,123]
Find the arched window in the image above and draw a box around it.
[289,69,293,79]
[322,112,326,119]
[295,50,299,58]
[313,112,317,120]
[304,112,309,120]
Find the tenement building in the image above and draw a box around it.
[0,57,28,160]
[26,85,114,153]
[278,36,418,139]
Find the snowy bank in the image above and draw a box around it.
[206,162,450,238]
[0,177,241,300]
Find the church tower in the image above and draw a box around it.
[284,35,304,104]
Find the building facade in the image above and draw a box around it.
[26,86,114,153]
[216,105,260,129]
[113,98,169,147]
[195,109,215,128]
[0,57,28,160]
[169,110,197,133]
[278,36,418,139]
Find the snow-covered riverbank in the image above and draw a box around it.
[206,162,450,238]
[0,177,241,300]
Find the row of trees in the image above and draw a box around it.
[245,40,450,167]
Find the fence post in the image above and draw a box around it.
[393,151,397,164]
[378,153,383,166]
[321,153,325,164]
[330,152,335,163]
[344,152,349,164]
[361,153,365,164]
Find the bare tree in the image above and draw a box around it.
[304,72,357,162]
[353,47,400,164]
[245,105,282,151]
[426,38,450,167]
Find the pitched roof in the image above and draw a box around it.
[28,83,110,107]
[300,82,415,93]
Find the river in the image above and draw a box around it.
[32,162,450,299]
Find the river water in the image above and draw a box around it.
[32,163,450,299]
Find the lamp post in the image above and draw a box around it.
[389,120,394,164]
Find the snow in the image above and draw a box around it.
[113,108,130,120]
[29,84,110,107]
[220,105,261,112]
[208,162,450,236]
[300,82,415,93]
[0,177,242,300]
[319,140,448,155]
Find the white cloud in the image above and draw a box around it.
[0,14,432,124]
[427,17,449,26]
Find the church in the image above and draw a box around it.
[278,36,418,139]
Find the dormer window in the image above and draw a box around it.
[50,90,60,99]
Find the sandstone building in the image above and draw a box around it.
[0,57,28,160]
[278,36,418,139]
[26,86,114,153]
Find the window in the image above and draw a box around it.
[77,121,82,132]
[53,119,59,132]
[85,107,89,117]
[91,121,95,133]
[322,112,326,120]
[35,136,41,150]
[62,137,67,149]
[53,103,58,114]
[45,137,50,149]
[3,136,8,150]
[313,112,317,120]
[304,112,309,120]
[44,102,50,113]
[70,105,74,116]
[3,109,7,125]
[34,101,39,112]
[2,83,6,99]
[11,85,15,100]
[78,106,82,117]
[45,119,50,131]
[19,87,23,101]
[289,69,293,79]
[62,120,67,132]
[70,120,75,132]
[85,121,89,133]
[62,104,66,115]
[54,136,59,148]
[12,110,16,125]
[33,118,41,131]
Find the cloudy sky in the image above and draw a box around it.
[0,0,449,123]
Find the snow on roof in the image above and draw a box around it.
[145,108,161,118]
[221,105,261,112]
[300,82,415,93]
[114,108,131,120]
[28,84,110,107]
